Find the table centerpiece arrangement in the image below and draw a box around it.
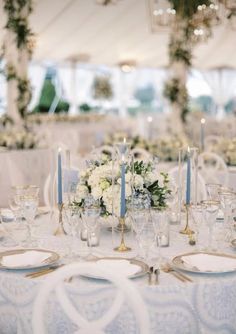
[73,156,172,219]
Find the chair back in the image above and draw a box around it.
[131,148,152,161]
[198,151,229,186]
[32,262,149,334]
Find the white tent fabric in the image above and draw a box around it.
[1,0,236,69]
[203,68,236,119]
[28,64,47,110]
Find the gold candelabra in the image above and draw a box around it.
[180,204,193,235]
[54,203,66,236]
[114,217,131,252]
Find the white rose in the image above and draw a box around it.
[91,186,103,200]
[133,175,143,189]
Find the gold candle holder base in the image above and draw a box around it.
[179,204,194,235]
[54,203,66,236]
[114,217,131,252]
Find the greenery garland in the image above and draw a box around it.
[2,0,34,119]
[164,0,215,121]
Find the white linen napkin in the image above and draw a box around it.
[1,251,50,268]
[181,253,236,272]
[96,259,140,277]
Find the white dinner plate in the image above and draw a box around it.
[0,248,59,270]
[83,257,148,280]
[172,251,236,274]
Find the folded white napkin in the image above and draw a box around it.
[1,209,14,222]
[96,259,140,277]
[1,251,50,268]
[182,253,236,272]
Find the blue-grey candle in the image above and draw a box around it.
[120,157,126,218]
[200,118,205,152]
[186,148,191,205]
[57,149,63,205]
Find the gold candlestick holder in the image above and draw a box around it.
[114,217,131,252]
[180,204,194,235]
[54,203,66,236]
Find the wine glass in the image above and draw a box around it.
[189,203,206,249]
[218,190,236,242]
[137,211,156,265]
[63,204,82,260]
[17,187,39,247]
[130,208,147,259]
[81,201,101,260]
[206,183,222,201]
[201,200,220,251]
[150,208,169,265]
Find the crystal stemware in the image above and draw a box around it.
[201,200,220,251]
[189,203,206,249]
[81,203,101,260]
[218,190,236,241]
[130,208,147,259]
[63,205,82,260]
[137,211,156,265]
[17,191,39,246]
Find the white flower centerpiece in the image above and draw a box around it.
[74,157,172,218]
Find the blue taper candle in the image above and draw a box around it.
[120,156,126,218]
[57,148,63,205]
[200,118,205,152]
[186,148,191,205]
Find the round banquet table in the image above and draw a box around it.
[0,214,236,334]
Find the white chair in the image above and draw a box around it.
[43,166,79,207]
[32,262,150,334]
[131,148,152,161]
[90,145,114,159]
[205,135,221,151]
[198,151,229,186]
[169,165,207,203]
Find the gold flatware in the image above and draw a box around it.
[25,265,63,278]
[161,264,192,283]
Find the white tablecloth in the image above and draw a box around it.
[0,214,236,333]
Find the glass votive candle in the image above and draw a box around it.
[80,227,88,241]
[87,230,100,247]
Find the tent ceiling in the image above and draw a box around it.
[0,0,236,69]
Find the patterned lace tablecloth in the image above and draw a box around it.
[0,216,236,334]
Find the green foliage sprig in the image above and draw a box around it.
[93,76,113,100]
[4,0,33,52]
[3,0,34,119]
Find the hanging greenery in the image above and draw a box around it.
[93,76,113,100]
[164,0,216,121]
[2,0,34,119]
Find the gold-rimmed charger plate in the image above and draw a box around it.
[0,248,60,270]
[172,251,236,274]
[83,257,149,280]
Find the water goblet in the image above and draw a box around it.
[19,192,39,247]
[63,204,82,261]
[129,208,147,259]
[81,205,101,260]
[137,212,156,265]
[189,203,206,249]
[206,183,222,201]
[201,200,220,251]
[218,190,236,241]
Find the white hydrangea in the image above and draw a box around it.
[75,185,89,202]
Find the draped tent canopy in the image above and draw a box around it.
[0,0,236,69]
